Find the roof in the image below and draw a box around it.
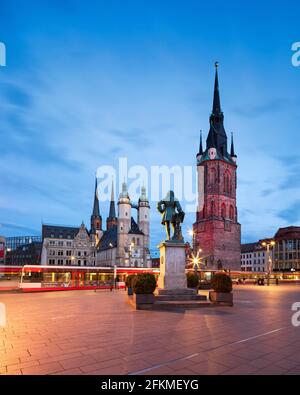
[98,225,118,251]
[129,217,144,235]
[98,217,144,251]
[241,243,266,254]
[275,226,300,240]
[198,64,236,166]
[42,224,79,240]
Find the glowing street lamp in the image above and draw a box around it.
[261,239,276,286]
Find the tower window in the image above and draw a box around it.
[221,203,226,218]
[224,171,231,194]
[209,168,217,185]
[210,201,215,217]
[229,206,234,220]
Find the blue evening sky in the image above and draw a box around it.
[0,0,300,249]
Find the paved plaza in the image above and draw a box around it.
[1,285,300,375]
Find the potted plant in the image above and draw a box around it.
[209,273,233,306]
[186,272,199,289]
[125,274,136,295]
[132,273,157,309]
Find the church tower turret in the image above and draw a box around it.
[106,181,118,230]
[90,177,102,240]
[117,182,131,266]
[138,186,150,266]
[193,63,241,271]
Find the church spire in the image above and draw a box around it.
[212,62,222,115]
[90,177,102,233]
[199,130,203,155]
[206,62,228,156]
[108,181,116,219]
[92,177,100,217]
[107,180,118,230]
[231,133,237,158]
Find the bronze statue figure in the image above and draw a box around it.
[157,191,185,241]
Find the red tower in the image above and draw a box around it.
[193,63,241,271]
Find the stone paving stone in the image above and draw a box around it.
[208,353,249,369]
[274,358,299,370]
[221,364,260,375]
[22,361,63,375]
[80,358,126,374]
[59,355,97,370]
[187,360,229,375]
[256,365,289,375]
[54,368,83,375]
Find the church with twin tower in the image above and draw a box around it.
[193,63,241,271]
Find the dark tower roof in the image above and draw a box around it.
[206,62,228,156]
[92,177,100,218]
[212,62,221,115]
[199,130,203,155]
[108,181,116,219]
[231,133,236,157]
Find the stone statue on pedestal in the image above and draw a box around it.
[157,191,185,242]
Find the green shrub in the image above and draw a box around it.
[132,273,157,294]
[125,274,136,289]
[211,273,232,293]
[186,272,199,288]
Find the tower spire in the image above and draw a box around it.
[199,130,203,155]
[90,176,102,233]
[206,62,227,155]
[107,179,118,230]
[212,61,221,115]
[231,132,236,158]
[92,177,100,217]
[108,180,116,219]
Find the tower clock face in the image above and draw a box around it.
[209,148,216,160]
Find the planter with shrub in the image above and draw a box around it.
[186,272,199,289]
[132,273,157,309]
[125,274,136,295]
[209,273,233,306]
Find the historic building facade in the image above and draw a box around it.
[273,227,300,271]
[241,243,266,272]
[193,64,241,271]
[41,223,97,266]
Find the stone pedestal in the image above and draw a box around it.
[157,241,188,291]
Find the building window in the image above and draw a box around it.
[78,260,81,266]
[221,203,226,218]
[229,205,234,220]
[224,171,231,194]
[58,241,64,246]
[210,201,215,217]
[210,168,217,185]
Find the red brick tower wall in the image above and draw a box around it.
[193,158,241,270]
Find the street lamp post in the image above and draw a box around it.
[261,240,276,286]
